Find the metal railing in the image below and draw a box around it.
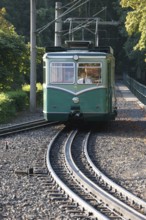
[124,74,146,105]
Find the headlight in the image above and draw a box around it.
[72,97,79,103]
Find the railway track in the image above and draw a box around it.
[46,128,146,220]
[0,119,59,137]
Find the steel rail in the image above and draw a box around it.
[84,132,146,214]
[0,119,59,137]
[66,131,146,220]
[46,129,109,220]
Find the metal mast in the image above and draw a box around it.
[30,0,36,112]
[64,18,119,46]
[54,2,62,46]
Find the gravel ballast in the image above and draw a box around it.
[0,83,146,219]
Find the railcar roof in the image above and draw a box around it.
[43,50,113,59]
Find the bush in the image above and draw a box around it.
[0,93,16,123]
[7,90,28,111]
[22,84,30,105]
[36,83,43,92]
[22,84,30,92]
[0,83,43,123]
[36,83,43,106]
[22,83,43,106]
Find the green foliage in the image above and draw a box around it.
[120,0,146,50]
[0,8,28,91]
[0,7,45,91]
[7,90,28,111]
[0,30,27,91]
[22,83,43,106]
[2,0,146,84]
[21,43,45,84]
[0,8,15,33]
[0,7,45,93]
[36,83,43,106]
[0,1,30,41]
[114,0,146,83]
[0,87,42,123]
[22,82,42,92]
[0,93,16,123]
[22,84,30,92]
[36,83,43,92]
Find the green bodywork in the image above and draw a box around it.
[43,50,117,122]
[43,86,116,121]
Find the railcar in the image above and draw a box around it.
[43,41,117,122]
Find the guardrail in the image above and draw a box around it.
[123,74,146,105]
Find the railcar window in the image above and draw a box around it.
[77,63,102,84]
[50,62,75,84]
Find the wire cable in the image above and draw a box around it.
[60,0,78,9]
[37,0,90,34]
[63,7,107,37]
[36,0,82,33]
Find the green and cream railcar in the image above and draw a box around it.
[43,42,117,122]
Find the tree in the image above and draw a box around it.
[22,43,45,84]
[0,1,124,81]
[0,1,30,42]
[0,8,27,91]
[120,0,146,50]
[115,1,146,83]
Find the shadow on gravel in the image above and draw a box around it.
[65,119,146,137]
[65,121,110,132]
[105,120,146,137]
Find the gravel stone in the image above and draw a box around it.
[0,83,146,219]
[89,84,146,201]
[0,108,43,128]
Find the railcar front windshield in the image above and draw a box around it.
[77,63,102,84]
[49,61,102,85]
[50,62,75,84]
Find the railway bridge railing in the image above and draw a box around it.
[123,74,146,105]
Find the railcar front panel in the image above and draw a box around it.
[43,86,114,121]
[43,47,117,122]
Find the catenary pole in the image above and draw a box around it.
[54,2,62,46]
[30,0,36,112]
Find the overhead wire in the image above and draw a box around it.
[60,0,79,9]
[59,0,82,18]
[37,0,90,34]
[36,0,82,33]
[63,7,107,37]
